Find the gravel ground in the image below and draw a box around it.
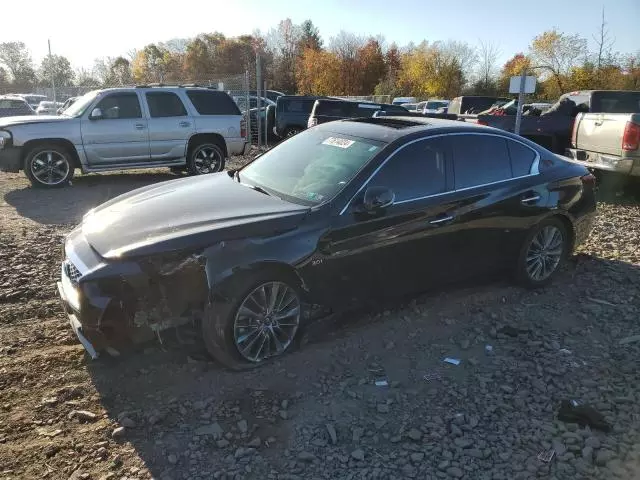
[0,164,639,480]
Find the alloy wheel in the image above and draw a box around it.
[30,150,70,186]
[233,282,300,363]
[192,145,222,174]
[525,225,564,282]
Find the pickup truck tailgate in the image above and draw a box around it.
[573,113,632,156]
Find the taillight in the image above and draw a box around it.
[622,121,640,151]
[240,118,246,138]
[570,118,578,147]
[477,120,488,126]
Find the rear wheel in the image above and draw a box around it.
[24,144,74,188]
[187,142,225,175]
[202,271,302,370]
[515,218,568,288]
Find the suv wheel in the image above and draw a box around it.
[202,271,303,370]
[24,144,74,188]
[187,143,225,175]
[516,218,568,288]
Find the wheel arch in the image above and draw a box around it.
[22,138,81,169]
[542,212,576,254]
[187,132,228,158]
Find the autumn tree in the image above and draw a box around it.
[374,43,402,97]
[296,48,340,94]
[497,53,531,94]
[357,39,386,95]
[329,31,366,95]
[265,19,301,93]
[530,29,587,93]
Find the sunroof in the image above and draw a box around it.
[348,117,427,129]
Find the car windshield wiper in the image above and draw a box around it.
[247,184,272,197]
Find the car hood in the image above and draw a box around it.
[82,173,310,259]
[0,115,66,128]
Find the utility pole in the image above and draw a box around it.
[255,49,262,150]
[48,39,57,105]
[514,68,526,136]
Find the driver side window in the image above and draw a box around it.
[369,137,448,203]
[95,93,142,120]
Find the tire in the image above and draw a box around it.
[187,142,226,175]
[202,270,303,370]
[515,218,569,288]
[24,143,75,188]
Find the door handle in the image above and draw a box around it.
[134,123,146,130]
[429,214,454,225]
[521,194,541,204]
[179,121,191,128]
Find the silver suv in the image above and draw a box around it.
[0,86,248,188]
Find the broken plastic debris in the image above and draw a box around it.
[571,399,580,407]
[443,357,461,366]
[485,345,493,353]
[587,297,616,307]
[374,379,389,387]
[557,399,611,432]
[559,348,572,354]
[537,449,555,463]
[423,372,443,381]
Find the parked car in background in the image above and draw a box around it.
[57,97,78,115]
[423,99,450,114]
[233,95,276,112]
[474,90,638,155]
[0,86,248,188]
[448,96,511,115]
[56,116,596,367]
[565,90,640,178]
[13,94,48,110]
[0,96,35,118]
[248,90,286,102]
[402,103,420,112]
[392,96,417,105]
[275,95,329,137]
[36,101,64,115]
[308,99,408,127]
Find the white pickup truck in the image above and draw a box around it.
[565,90,640,178]
[0,86,248,188]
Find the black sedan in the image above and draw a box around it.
[57,117,596,368]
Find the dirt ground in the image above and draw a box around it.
[1,165,639,480]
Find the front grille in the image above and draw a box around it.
[64,260,82,284]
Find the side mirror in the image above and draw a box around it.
[360,186,395,213]
[89,108,103,120]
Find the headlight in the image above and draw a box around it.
[0,130,11,148]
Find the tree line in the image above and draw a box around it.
[1,14,638,101]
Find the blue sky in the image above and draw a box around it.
[2,0,638,69]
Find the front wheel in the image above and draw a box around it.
[515,218,568,288]
[202,272,303,370]
[24,144,74,188]
[187,143,225,175]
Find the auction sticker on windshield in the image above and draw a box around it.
[322,137,355,149]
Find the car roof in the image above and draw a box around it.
[315,116,492,143]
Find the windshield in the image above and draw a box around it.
[426,101,448,110]
[62,91,99,117]
[239,128,385,206]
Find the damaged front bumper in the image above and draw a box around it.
[56,228,210,359]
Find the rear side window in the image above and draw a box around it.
[281,98,316,113]
[0,99,26,108]
[507,140,537,177]
[369,138,448,202]
[186,90,241,115]
[590,92,640,113]
[315,101,351,117]
[452,134,511,189]
[380,104,406,114]
[146,92,187,117]
[96,93,142,119]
